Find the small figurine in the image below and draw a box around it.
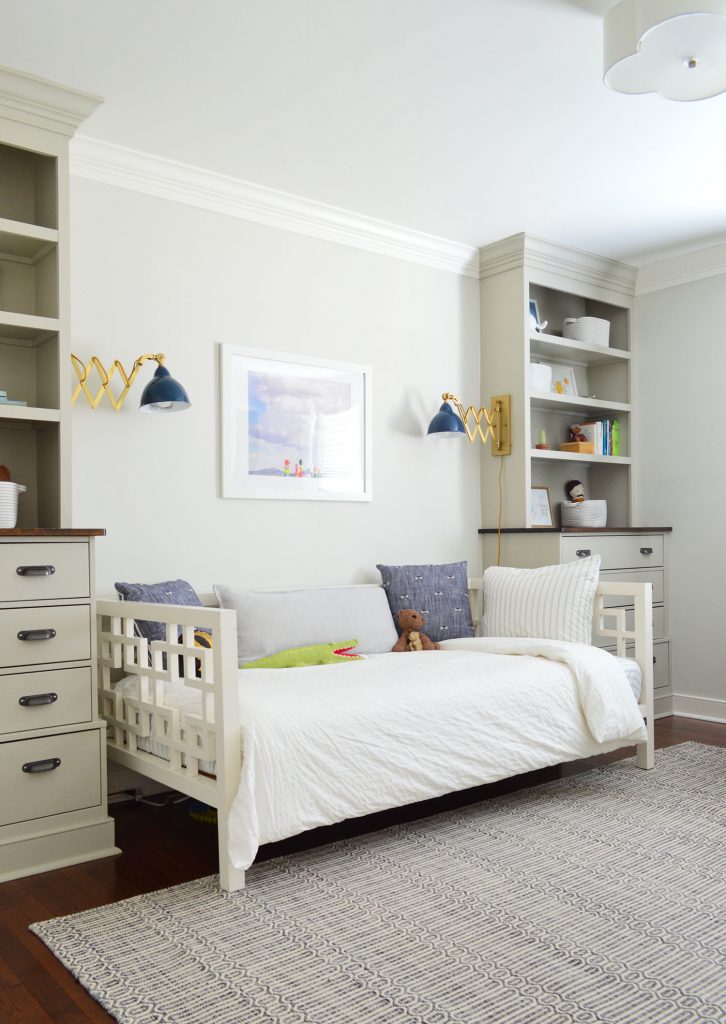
[565,479,585,503]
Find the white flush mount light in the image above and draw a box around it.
[604,0,726,100]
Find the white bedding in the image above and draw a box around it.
[118,640,647,871]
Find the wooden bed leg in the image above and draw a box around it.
[636,715,655,770]
[219,857,246,892]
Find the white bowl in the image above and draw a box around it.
[562,317,610,346]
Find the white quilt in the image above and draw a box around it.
[227,640,647,870]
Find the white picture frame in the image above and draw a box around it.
[530,486,553,527]
[221,345,372,501]
[549,364,578,397]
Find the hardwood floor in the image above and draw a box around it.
[1,717,724,1023]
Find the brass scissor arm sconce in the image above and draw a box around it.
[71,352,191,412]
[427,392,511,455]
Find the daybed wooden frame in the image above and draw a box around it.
[97,580,654,892]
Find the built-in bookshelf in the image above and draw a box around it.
[0,70,101,526]
[479,234,638,528]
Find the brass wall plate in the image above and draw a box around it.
[491,394,511,456]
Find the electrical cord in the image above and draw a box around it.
[497,455,504,565]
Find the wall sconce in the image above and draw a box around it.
[427,392,511,455]
[71,353,191,412]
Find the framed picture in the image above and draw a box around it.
[528,299,540,332]
[530,486,553,527]
[221,345,372,501]
[549,364,578,397]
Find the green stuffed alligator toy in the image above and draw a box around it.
[243,641,362,669]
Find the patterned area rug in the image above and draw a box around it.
[31,743,725,1024]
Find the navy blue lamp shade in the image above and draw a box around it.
[139,364,191,412]
[427,401,466,438]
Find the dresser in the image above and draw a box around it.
[480,527,673,715]
[0,530,118,882]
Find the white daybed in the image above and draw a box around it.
[97,580,654,892]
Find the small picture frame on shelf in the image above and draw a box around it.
[529,299,542,332]
[530,486,553,527]
[549,364,578,397]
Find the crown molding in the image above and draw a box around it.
[0,65,102,138]
[69,137,480,278]
[635,241,726,294]
[479,232,637,298]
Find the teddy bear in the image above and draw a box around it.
[392,608,441,652]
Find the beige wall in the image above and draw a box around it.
[635,275,726,717]
[69,178,482,596]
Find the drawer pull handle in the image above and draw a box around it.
[16,565,56,577]
[576,549,592,558]
[17,628,56,642]
[19,692,58,707]
[22,757,61,774]
[640,547,654,556]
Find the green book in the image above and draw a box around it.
[612,419,619,457]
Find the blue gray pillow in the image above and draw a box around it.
[376,561,474,641]
[114,578,203,642]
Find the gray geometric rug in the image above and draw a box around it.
[31,743,726,1024]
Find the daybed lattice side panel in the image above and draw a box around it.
[98,604,233,780]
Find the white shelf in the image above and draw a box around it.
[0,218,58,261]
[530,331,630,366]
[530,448,632,466]
[0,311,59,343]
[529,390,631,417]
[0,404,60,424]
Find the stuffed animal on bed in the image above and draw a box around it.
[392,608,441,652]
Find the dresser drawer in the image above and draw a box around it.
[0,729,101,826]
[0,604,91,668]
[0,542,90,602]
[599,569,664,606]
[0,667,93,733]
[562,534,664,570]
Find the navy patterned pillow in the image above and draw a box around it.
[114,579,203,642]
[376,561,474,642]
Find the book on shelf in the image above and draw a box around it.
[0,397,28,406]
[570,419,620,456]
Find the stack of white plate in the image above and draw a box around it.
[560,499,607,528]
[562,317,610,346]
[0,481,26,528]
[529,362,553,391]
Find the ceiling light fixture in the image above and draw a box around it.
[604,0,726,101]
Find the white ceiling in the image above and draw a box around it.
[1,0,725,264]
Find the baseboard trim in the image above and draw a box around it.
[671,693,726,724]
[654,693,673,718]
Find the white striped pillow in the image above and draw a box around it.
[482,555,601,644]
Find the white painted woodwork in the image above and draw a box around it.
[0,604,91,667]
[0,729,102,826]
[1,666,93,733]
[482,529,672,706]
[478,234,637,531]
[0,535,118,882]
[0,68,101,528]
[0,539,90,600]
[97,579,655,892]
[560,534,664,570]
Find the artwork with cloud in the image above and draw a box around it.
[248,370,356,481]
